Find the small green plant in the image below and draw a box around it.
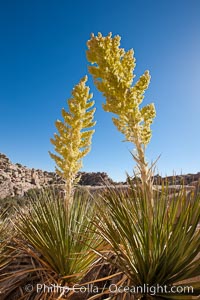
[0,195,30,217]
[0,211,9,271]
[0,210,15,297]
[49,76,96,208]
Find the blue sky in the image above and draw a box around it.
[0,0,200,181]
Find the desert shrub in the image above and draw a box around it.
[0,195,28,217]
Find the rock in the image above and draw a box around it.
[0,180,15,198]
[0,153,117,199]
[78,172,114,186]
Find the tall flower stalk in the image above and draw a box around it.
[49,76,96,209]
[87,32,156,209]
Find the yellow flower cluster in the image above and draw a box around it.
[87,33,156,145]
[49,76,96,186]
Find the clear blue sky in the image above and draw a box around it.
[0,0,200,181]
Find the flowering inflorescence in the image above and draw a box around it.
[87,32,156,146]
[87,33,156,208]
[49,76,96,204]
[50,32,156,209]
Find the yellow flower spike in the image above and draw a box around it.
[49,76,96,208]
[87,32,156,210]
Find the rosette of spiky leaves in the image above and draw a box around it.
[87,33,156,208]
[16,189,100,279]
[7,189,102,299]
[93,183,200,299]
[49,76,96,205]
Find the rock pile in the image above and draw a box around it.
[0,153,61,199]
[153,173,200,186]
[0,153,115,199]
[79,172,114,186]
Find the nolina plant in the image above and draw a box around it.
[87,33,156,208]
[86,33,200,299]
[1,78,98,300]
[49,76,96,208]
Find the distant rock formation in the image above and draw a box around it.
[79,171,114,186]
[153,173,200,186]
[0,153,115,199]
[0,153,199,199]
